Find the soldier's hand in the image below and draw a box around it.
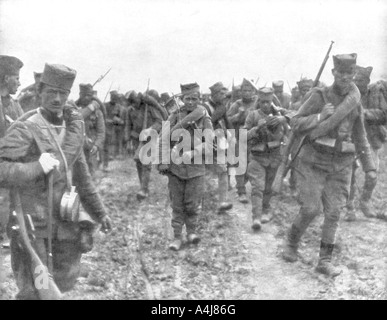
[320,103,335,121]
[365,170,377,184]
[90,145,98,155]
[266,116,285,128]
[39,153,60,174]
[100,215,112,233]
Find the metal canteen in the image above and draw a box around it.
[60,186,80,222]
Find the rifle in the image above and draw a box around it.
[12,190,62,300]
[92,67,112,87]
[103,82,114,103]
[272,41,335,194]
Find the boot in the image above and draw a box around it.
[261,199,273,224]
[251,218,261,231]
[359,174,377,218]
[282,225,302,262]
[136,190,148,201]
[238,194,248,204]
[315,242,342,277]
[218,202,233,213]
[187,233,200,244]
[169,237,182,251]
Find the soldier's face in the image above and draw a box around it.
[212,89,227,104]
[80,93,93,105]
[354,76,370,94]
[182,92,200,111]
[41,84,70,115]
[5,74,21,95]
[259,97,273,114]
[241,86,254,100]
[333,69,355,93]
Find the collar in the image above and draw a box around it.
[39,107,64,126]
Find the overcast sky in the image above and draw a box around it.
[0,0,386,100]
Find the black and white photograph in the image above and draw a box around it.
[0,0,386,302]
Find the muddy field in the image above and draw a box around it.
[1,148,386,300]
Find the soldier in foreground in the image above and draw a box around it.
[344,65,387,221]
[75,83,105,177]
[158,83,213,251]
[0,55,24,247]
[227,78,258,203]
[18,71,42,113]
[0,63,112,299]
[281,53,376,277]
[245,87,290,230]
[203,82,233,213]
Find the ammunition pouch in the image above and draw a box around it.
[312,136,355,154]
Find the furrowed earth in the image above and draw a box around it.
[1,149,386,300]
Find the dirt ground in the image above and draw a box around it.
[1,149,386,300]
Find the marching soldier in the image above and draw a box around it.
[125,90,164,200]
[0,55,24,247]
[18,71,42,113]
[245,87,290,230]
[0,63,112,299]
[290,77,313,111]
[227,78,258,203]
[272,80,291,109]
[281,53,376,277]
[345,65,387,221]
[203,82,233,213]
[103,90,125,170]
[157,83,213,251]
[75,83,105,177]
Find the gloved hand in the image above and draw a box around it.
[39,153,60,174]
[320,103,335,121]
[99,215,112,233]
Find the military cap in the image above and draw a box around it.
[0,55,23,78]
[79,83,93,95]
[125,90,135,100]
[258,87,274,97]
[355,65,373,80]
[40,63,76,92]
[110,90,119,97]
[33,71,42,79]
[333,53,357,73]
[147,89,160,100]
[272,80,284,88]
[297,78,313,89]
[241,78,257,91]
[160,92,170,100]
[209,81,227,94]
[180,82,200,95]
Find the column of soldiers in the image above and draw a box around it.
[1,50,387,300]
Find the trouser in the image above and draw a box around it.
[84,147,99,177]
[207,163,229,204]
[292,158,352,244]
[135,159,152,193]
[0,189,10,237]
[10,235,82,300]
[103,132,113,168]
[167,174,204,238]
[112,126,124,157]
[348,147,380,203]
[247,154,280,219]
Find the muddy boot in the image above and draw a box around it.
[187,233,200,244]
[251,218,261,231]
[169,237,182,251]
[261,197,273,224]
[315,242,342,277]
[344,200,356,222]
[282,225,302,263]
[218,202,233,214]
[359,173,377,218]
[238,194,248,204]
[136,190,148,201]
